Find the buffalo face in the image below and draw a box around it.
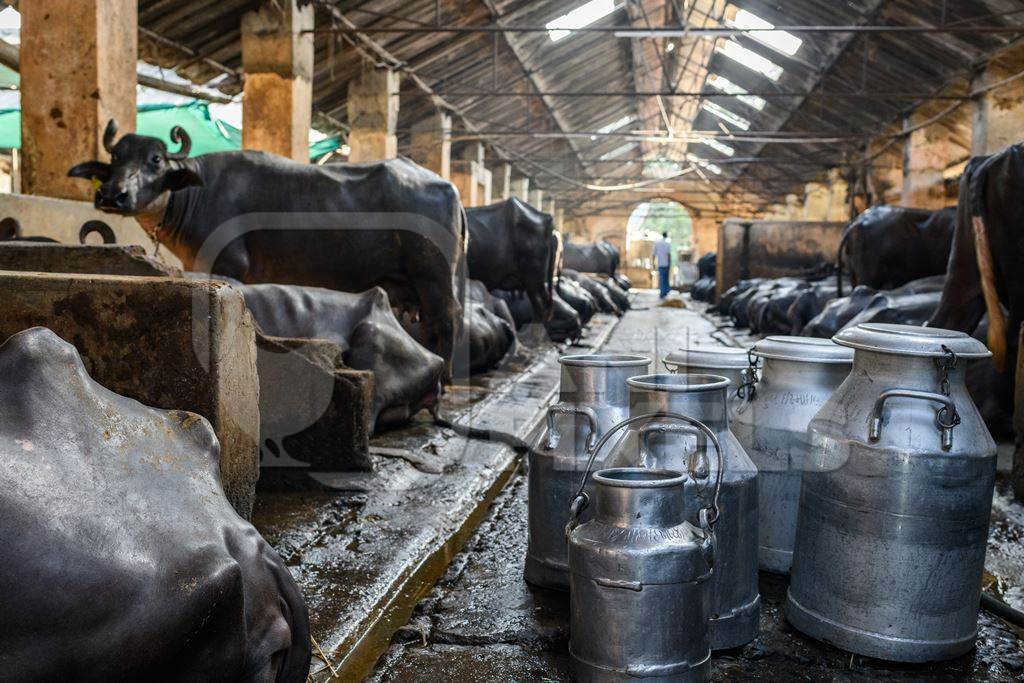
[68,119,203,215]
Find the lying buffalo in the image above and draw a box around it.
[562,239,620,276]
[494,289,583,343]
[562,269,619,315]
[0,327,310,681]
[802,275,946,339]
[0,217,58,243]
[467,198,555,322]
[456,280,517,376]
[69,121,464,377]
[238,284,445,429]
[557,277,598,325]
[601,276,631,312]
[837,205,954,295]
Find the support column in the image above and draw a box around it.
[510,175,530,202]
[241,0,314,163]
[529,188,544,209]
[691,216,719,257]
[972,49,1024,156]
[497,163,512,200]
[452,143,485,207]
[902,102,970,209]
[21,0,137,200]
[408,110,451,179]
[802,182,830,221]
[543,197,557,217]
[347,61,400,163]
[826,168,850,221]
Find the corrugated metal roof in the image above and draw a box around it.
[128,0,1024,214]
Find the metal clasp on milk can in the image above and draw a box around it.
[566,412,723,682]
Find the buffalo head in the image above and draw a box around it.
[67,119,203,215]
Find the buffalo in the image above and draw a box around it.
[466,198,555,322]
[0,327,310,681]
[237,283,445,430]
[493,289,583,344]
[455,280,517,376]
[837,205,955,295]
[556,277,598,325]
[69,120,464,377]
[562,269,620,315]
[562,239,620,276]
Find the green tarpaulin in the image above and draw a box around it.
[0,101,341,160]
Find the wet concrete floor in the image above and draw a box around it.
[251,314,619,679]
[371,292,1024,681]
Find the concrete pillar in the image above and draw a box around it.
[408,110,451,179]
[784,194,801,219]
[902,103,969,209]
[691,216,719,257]
[972,51,1024,156]
[802,182,830,221]
[241,0,314,163]
[555,207,565,233]
[21,0,137,200]
[530,188,544,209]
[497,163,512,200]
[452,143,486,207]
[826,168,850,221]
[510,176,530,202]
[347,62,400,163]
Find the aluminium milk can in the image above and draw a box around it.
[604,374,760,650]
[731,336,853,573]
[525,353,651,590]
[568,412,723,682]
[787,323,996,662]
[663,345,752,418]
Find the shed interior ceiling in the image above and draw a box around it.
[16,0,1024,213]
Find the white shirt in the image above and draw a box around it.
[652,238,671,268]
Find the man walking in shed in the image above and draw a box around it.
[653,231,672,298]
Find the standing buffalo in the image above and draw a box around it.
[0,327,310,681]
[466,198,555,322]
[562,239,620,276]
[837,205,955,295]
[68,120,464,377]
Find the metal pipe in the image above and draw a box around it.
[303,24,1024,36]
[435,90,967,100]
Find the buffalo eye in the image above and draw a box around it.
[150,155,161,165]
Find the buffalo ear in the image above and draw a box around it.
[67,161,111,181]
[163,167,204,191]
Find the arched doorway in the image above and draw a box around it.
[624,200,693,284]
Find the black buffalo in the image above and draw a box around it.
[930,145,1024,374]
[562,269,620,315]
[0,327,309,681]
[69,120,464,377]
[466,198,555,322]
[0,217,59,243]
[802,275,946,338]
[456,280,517,376]
[493,289,583,344]
[237,284,445,429]
[556,277,598,325]
[562,239,620,276]
[837,205,955,295]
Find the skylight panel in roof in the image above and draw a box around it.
[643,158,683,179]
[547,0,616,43]
[600,142,638,160]
[597,114,635,134]
[701,101,751,131]
[697,136,735,157]
[706,74,765,111]
[728,9,802,57]
[686,153,722,175]
[716,40,783,81]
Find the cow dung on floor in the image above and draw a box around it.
[0,327,310,682]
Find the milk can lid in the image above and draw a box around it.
[751,335,854,364]
[559,353,651,367]
[833,323,992,359]
[663,345,749,371]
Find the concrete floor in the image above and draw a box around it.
[370,291,1024,682]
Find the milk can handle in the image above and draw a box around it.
[638,423,711,487]
[543,403,600,453]
[565,411,724,538]
[868,389,959,451]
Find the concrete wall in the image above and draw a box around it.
[0,193,183,269]
[715,219,845,299]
